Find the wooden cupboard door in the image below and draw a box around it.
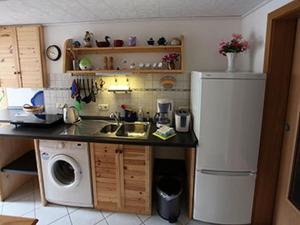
[121,145,152,214]
[0,27,21,87]
[90,143,121,211]
[16,26,46,88]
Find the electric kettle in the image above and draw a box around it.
[63,105,80,124]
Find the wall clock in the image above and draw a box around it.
[46,45,61,61]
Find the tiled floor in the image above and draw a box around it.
[0,178,206,225]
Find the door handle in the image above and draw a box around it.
[199,169,256,176]
[285,122,291,132]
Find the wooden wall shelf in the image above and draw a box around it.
[63,35,184,75]
[67,45,182,54]
[66,69,183,75]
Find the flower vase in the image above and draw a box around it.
[226,53,237,72]
[168,61,176,70]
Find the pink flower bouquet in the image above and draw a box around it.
[219,34,248,56]
[162,53,179,63]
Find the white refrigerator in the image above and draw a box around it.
[191,72,266,224]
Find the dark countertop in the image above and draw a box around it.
[0,110,198,148]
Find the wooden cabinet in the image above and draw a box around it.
[0,25,47,88]
[0,27,20,87]
[90,143,153,215]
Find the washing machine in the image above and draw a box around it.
[39,140,93,207]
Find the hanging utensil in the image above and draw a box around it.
[85,78,92,104]
[76,78,81,102]
[94,81,99,95]
[82,79,89,103]
[71,79,78,98]
[99,78,105,89]
[90,79,96,102]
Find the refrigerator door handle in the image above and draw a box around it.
[198,169,256,176]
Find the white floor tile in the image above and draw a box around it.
[106,212,141,225]
[70,208,104,225]
[102,211,113,218]
[67,206,80,214]
[144,214,182,225]
[137,214,151,222]
[2,193,35,217]
[95,219,108,225]
[49,215,72,225]
[35,204,68,225]
[23,210,35,218]
[187,220,212,225]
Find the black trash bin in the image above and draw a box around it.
[156,176,183,223]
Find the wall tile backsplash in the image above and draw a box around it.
[44,73,190,117]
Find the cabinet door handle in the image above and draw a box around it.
[115,149,119,154]
[14,72,17,75]
[119,150,123,154]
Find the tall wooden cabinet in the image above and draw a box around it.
[90,143,153,215]
[0,25,47,88]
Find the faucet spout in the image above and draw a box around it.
[109,112,120,125]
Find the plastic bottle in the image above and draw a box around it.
[137,106,144,122]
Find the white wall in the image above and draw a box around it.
[7,18,241,112]
[44,18,241,74]
[41,18,242,116]
[241,0,293,72]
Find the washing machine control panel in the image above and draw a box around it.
[41,152,50,160]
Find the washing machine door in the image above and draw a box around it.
[48,154,81,189]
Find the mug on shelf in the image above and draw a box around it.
[114,39,124,47]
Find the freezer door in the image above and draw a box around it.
[193,170,256,224]
[196,78,265,171]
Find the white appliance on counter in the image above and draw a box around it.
[39,140,93,207]
[191,72,266,224]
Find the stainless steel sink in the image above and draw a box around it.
[116,122,150,138]
[60,120,150,139]
[99,124,119,134]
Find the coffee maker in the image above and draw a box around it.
[155,99,174,127]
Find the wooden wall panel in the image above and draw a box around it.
[0,27,20,87]
[16,26,45,88]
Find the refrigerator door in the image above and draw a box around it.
[193,74,265,171]
[193,170,256,224]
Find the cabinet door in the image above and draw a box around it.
[16,26,46,88]
[90,143,121,211]
[121,145,152,214]
[0,27,21,87]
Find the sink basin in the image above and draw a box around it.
[100,124,119,134]
[60,119,150,139]
[116,122,150,138]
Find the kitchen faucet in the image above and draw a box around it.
[109,112,120,125]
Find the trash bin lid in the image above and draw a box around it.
[158,177,182,196]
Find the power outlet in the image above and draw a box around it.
[98,104,109,111]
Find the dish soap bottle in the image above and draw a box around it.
[137,106,144,122]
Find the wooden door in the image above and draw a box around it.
[90,143,122,211]
[0,27,21,87]
[273,19,300,225]
[16,26,46,88]
[121,145,152,214]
